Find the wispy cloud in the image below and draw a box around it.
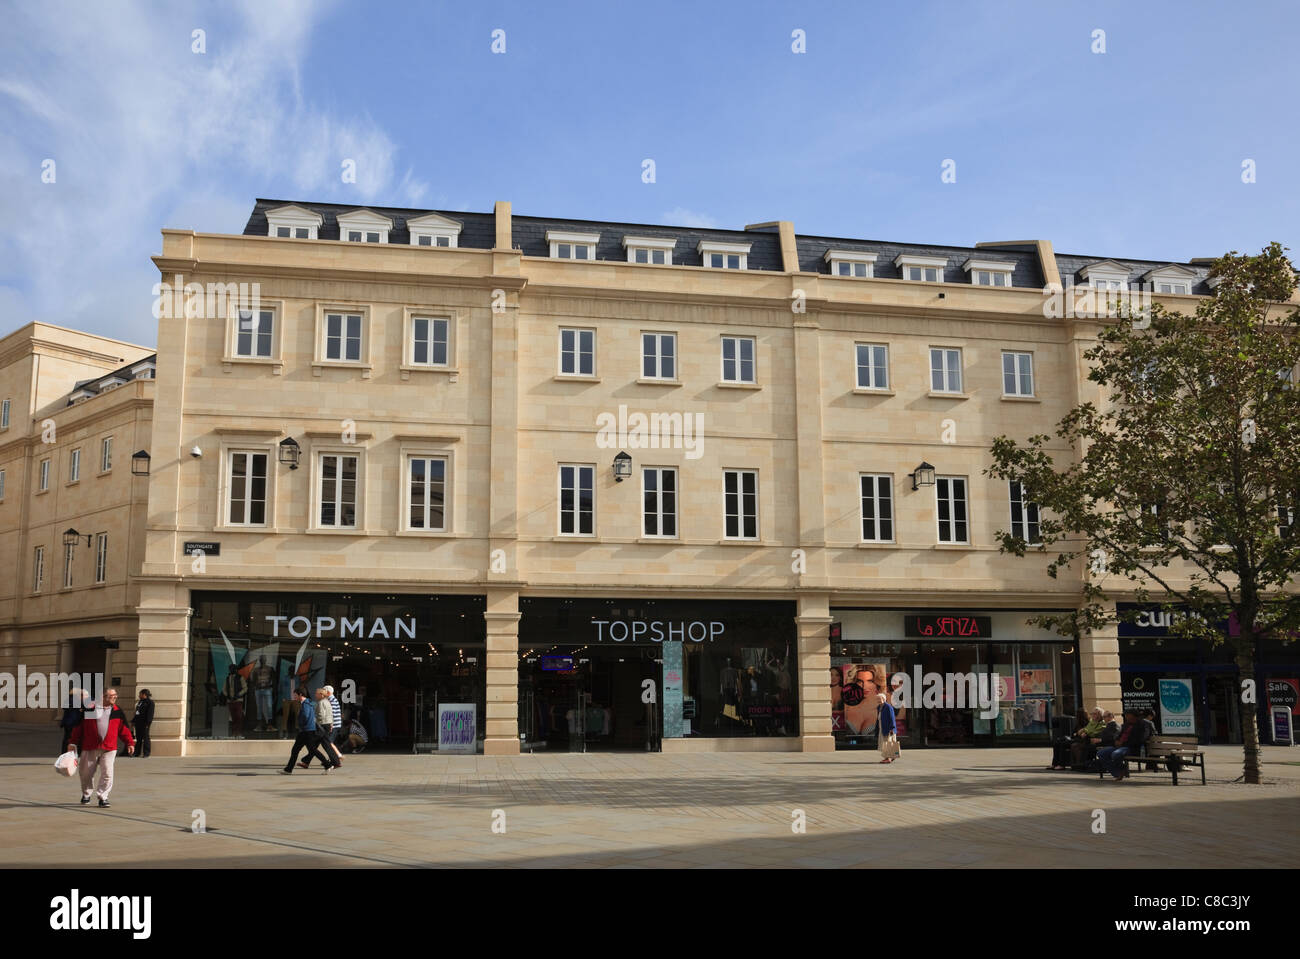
[0,0,427,345]
[661,206,718,229]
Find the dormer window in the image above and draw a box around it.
[336,209,393,244]
[963,258,1013,287]
[825,250,876,278]
[407,213,462,248]
[265,204,323,240]
[547,230,599,260]
[1143,265,1197,295]
[894,254,947,283]
[622,236,675,265]
[1079,260,1132,291]
[698,240,750,270]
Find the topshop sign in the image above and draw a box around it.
[591,619,725,643]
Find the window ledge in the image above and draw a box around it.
[932,543,973,550]
[214,524,281,534]
[927,391,969,400]
[716,381,760,390]
[717,538,763,546]
[552,535,597,542]
[304,527,381,536]
[97,469,112,478]
[90,582,107,589]
[223,357,283,375]
[553,374,601,383]
[395,529,466,538]
[66,480,80,488]
[856,542,897,548]
[35,488,49,496]
[637,536,680,544]
[400,365,459,383]
[1000,394,1040,403]
[853,387,895,396]
[636,378,681,387]
[312,361,374,379]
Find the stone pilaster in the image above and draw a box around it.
[1080,605,1122,715]
[483,588,521,755]
[134,582,192,757]
[796,593,835,752]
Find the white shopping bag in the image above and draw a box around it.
[54,749,79,777]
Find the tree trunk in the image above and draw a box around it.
[1236,642,1261,784]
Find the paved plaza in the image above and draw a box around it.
[2,725,1297,868]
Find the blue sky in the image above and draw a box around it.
[2,0,1298,346]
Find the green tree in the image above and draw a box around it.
[987,244,1300,784]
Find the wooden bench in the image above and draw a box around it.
[1097,734,1206,785]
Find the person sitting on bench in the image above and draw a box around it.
[1053,707,1102,770]
[1096,709,1150,781]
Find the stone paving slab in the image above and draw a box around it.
[1,725,1297,868]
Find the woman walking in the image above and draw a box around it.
[876,692,899,764]
[132,689,155,758]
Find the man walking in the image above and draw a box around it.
[281,688,333,773]
[68,689,134,807]
[299,688,342,771]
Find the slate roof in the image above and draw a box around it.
[66,354,157,405]
[241,199,1212,291]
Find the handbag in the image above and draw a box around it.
[882,733,900,760]
[54,750,79,777]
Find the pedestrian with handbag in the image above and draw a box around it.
[68,689,134,807]
[132,689,155,758]
[876,693,899,764]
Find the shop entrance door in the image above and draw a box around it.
[519,647,660,752]
[1204,671,1241,744]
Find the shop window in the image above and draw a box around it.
[723,469,758,539]
[559,464,594,536]
[936,476,968,543]
[642,467,677,537]
[860,473,894,542]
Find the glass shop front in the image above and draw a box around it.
[518,597,798,751]
[187,591,486,751]
[830,610,1080,749]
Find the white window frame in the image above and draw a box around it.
[404,453,450,533]
[558,327,596,377]
[1,397,9,430]
[1009,481,1041,545]
[314,304,372,374]
[222,300,284,371]
[859,473,894,543]
[33,545,44,592]
[1080,261,1131,291]
[1144,265,1197,296]
[94,532,108,584]
[38,458,50,492]
[622,235,675,265]
[826,250,876,278]
[930,347,963,394]
[855,343,889,390]
[265,204,322,240]
[642,466,678,539]
[641,332,677,381]
[1001,351,1034,397]
[895,254,947,283]
[722,469,759,541]
[407,315,452,368]
[225,449,270,527]
[698,240,751,270]
[720,335,756,384]
[936,476,969,544]
[963,258,1013,287]
[68,448,81,484]
[406,213,462,248]
[314,451,361,530]
[100,436,113,473]
[63,542,74,589]
[233,307,276,359]
[546,230,600,261]
[337,209,392,244]
[558,463,596,537]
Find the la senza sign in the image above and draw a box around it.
[904,615,992,639]
[591,619,725,642]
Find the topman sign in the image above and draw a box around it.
[267,616,416,640]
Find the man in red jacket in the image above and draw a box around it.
[69,689,134,807]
